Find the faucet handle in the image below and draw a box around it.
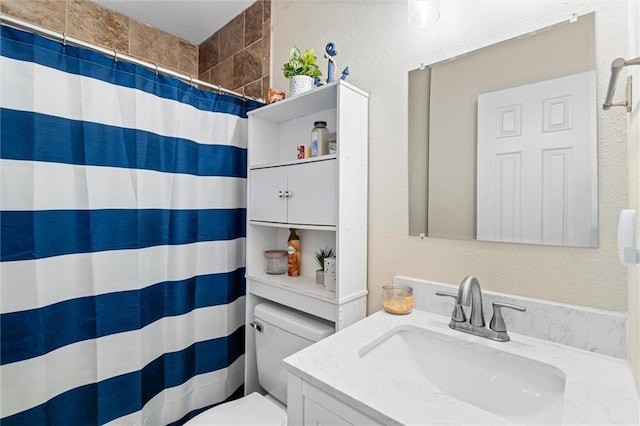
[435,291,466,322]
[489,301,526,333]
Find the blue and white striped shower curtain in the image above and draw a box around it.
[0,26,261,425]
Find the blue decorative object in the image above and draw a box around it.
[315,42,350,86]
[341,66,350,80]
[325,42,338,83]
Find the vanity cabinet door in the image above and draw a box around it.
[304,398,354,426]
[287,160,336,226]
[297,381,382,426]
[249,166,287,223]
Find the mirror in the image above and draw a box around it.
[408,13,598,247]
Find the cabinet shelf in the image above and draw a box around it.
[248,81,367,122]
[250,154,337,170]
[249,221,337,231]
[247,272,336,302]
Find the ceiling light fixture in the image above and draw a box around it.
[408,0,440,28]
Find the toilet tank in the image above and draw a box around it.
[253,302,334,404]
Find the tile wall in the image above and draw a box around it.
[1,0,271,100]
[0,0,199,76]
[198,0,271,100]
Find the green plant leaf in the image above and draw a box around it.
[313,247,334,269]
[282,46,323,78]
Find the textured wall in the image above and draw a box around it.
[627,0,640,397]
[198,0,271,101]
[0,0,198,75]
[271,1,630,313]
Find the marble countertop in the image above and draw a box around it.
[284,309,639,425]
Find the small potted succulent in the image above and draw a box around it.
[313,247,334,285]
[282,47,322,96]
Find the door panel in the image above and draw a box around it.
[249,167,287,222]
[495,152,521,242]
[287,160,337,226]
[542,148,571,245]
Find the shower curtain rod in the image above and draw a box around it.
[0,14,262,103]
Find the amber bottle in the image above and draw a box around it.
[287,228,300,277]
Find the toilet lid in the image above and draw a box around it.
[184,392,287,426]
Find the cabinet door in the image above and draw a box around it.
[249,166,287,222]
[287,160,337,226]
[304,398,354,426]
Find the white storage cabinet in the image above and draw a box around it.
[250,160,337,226]
[244,81,369,395]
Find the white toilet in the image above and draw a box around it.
[185,301,334,425]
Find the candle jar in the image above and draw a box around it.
[264,250,287,275]
[382,285,414,314]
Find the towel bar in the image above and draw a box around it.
[603,56,640,112]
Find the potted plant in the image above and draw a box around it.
[313,247,334,284]
[282,47,322,96]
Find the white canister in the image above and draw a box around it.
[323,257,336,292]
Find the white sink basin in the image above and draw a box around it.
[359,325,566,424]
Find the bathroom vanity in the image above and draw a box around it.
[284,279,639,425]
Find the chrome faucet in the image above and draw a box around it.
[457,276,485,327]
[436,276,526,342]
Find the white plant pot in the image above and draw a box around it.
[289,75,314,96]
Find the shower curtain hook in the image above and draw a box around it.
[62,32,67,47]
[188,75,194,85]
[217,85,223,95]
[113,50,118,63]
[154,63,159,75]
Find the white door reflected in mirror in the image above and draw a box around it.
[476,71,597,246]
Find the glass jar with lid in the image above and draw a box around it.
[311,121,329,156]
[264,250,287,275]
